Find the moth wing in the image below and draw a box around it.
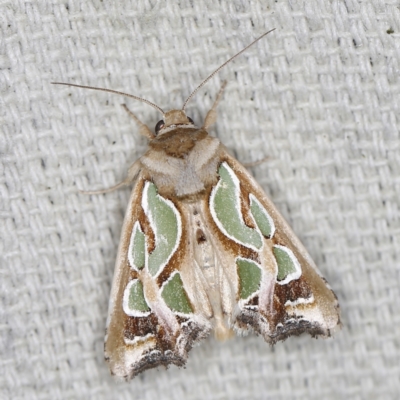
[105,170,211,379]
[204,150,340,343]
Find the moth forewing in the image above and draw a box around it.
[105,166,215,378]
[217,152,340,339]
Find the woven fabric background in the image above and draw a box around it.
[1,1,399,399]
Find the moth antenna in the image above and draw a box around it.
[202,80,228,130]
[182,28,276,111]
[51,82,165,115]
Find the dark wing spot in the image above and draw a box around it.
[196,229,207,244]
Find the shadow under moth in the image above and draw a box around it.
[54,30,340,380]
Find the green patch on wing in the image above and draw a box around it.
[146,183,180,276]
[250,195,275,238]
[236,258,262,299]
[212,163,262,249]
[273,246,300,282]
[130,223,145,270]
[161,272,193,314]
[127,280,150,313]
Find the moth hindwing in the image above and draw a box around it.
[59,32,340,379]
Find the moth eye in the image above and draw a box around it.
[155,120,165,134]
[187,117,194,124]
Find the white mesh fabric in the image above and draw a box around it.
[1,1,399,399]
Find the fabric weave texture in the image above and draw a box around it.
[1,1,399,399]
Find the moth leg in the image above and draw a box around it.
[202,80,228,130]
[241,156,269,168]
[121,104,155,140]
[79,160,141,195]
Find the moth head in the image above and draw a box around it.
[155,110,195,136]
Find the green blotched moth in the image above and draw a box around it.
[53,30,340,380]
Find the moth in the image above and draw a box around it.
[54,30,340,380]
